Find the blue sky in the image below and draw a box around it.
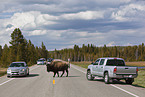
[0,0,145,50]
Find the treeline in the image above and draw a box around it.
[49,43,145,62]
[0,28,48,67]
[1,28,145,67]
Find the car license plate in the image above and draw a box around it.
[13,73,18,74]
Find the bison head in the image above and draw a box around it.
[46,64,53,72]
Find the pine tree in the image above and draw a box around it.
[1,44,10,67]
[74,45,79,61]
[0,45,2,64]
[0,45,2,59]
[9,28,27,62]
[26,40,37,65]
[41,42,48,59]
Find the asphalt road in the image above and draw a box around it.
[0,64,145,97]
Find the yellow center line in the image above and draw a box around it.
[53,80,55,84]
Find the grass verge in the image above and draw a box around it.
[133,70,145,88]
[0,68,7,77]
[71,61,145,88]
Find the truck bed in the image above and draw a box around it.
[115,66,138,75]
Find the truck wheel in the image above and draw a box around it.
[86,70,94,80]
[104,72,110,84]
[125,78,134,85]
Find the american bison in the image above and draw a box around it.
[46,60,69,77]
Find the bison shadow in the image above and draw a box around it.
[53,75,81,78]
[62,75,80,78]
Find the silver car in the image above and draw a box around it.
[37,58,46,65]
[7,62,29,77]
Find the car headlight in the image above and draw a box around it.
[7,69,11,73]
[20,69,25,72]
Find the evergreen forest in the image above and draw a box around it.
[0,28,48,67]
[0,28,145,67]
[49,43,145,62]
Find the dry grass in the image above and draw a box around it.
[72,61,145,88]
[72,61,145,68]
[133,70,145,88]
[0,68,7,77]
[126,61,145,67]
[71,61,91,69]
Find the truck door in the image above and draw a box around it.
[98,59,105,76]
[92,59,100,75]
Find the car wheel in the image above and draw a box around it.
[7,76,12,78]
[27,70,29,75]
[104,72,111,84]
[86,70,94,80]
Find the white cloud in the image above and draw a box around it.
[93,0,131,4]
[0,29,10,46]
[61,11,104,20]
[28,30,47,36]
[107,41,115,46]
[35,14,57,26]
[12,12,35,28]
[1,0,145,50]
[111,3,145,21]
[3,11,57,31]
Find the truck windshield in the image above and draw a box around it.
[10,63,25,67]
[106,60,125,66]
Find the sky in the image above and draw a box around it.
[0,0,145,51]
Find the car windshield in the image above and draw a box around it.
[10,63,25,67]
[47,58,53,62]
[38,59,43,62]
[106,59,125,66]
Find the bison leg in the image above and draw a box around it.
[57,71,59,77]
[66,69,68,77]
[60,70,64,77]
[53,72,56,77]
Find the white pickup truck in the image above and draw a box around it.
[86,57,138,84]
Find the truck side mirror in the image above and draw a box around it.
[93,63,98,65]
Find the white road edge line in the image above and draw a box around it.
[71,65,86,74]
[110,84,139,97]
[0,78,14,86]
[0,65,40,86]
[71,64,139,97]
[30,65,40,71]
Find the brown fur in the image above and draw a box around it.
[46,60,69,77]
